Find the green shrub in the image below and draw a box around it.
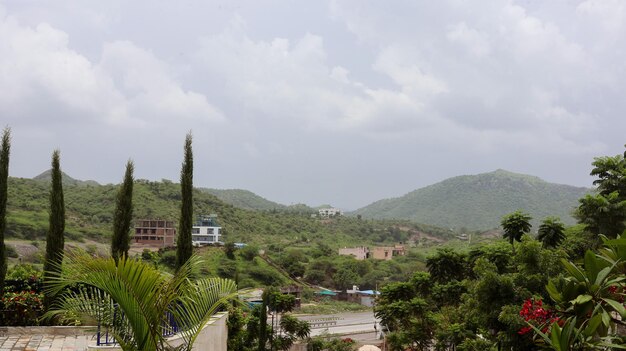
[6,245,18,258]
[0,291,44,326]
[159,250,177,269]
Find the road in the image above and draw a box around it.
[295,311,380,337]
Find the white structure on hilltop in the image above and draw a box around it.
[192,214,222,246]
[318,208,343,218]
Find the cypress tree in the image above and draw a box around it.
[43,150,65,309]
[0,128,10,295]
[175,133,193,270]
[111,160,134,262]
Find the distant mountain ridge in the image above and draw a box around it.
[353,169,591,230]
[33,169,100,186]
[200,188,286,211]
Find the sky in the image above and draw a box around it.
[1,0,625,210]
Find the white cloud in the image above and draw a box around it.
[0,9,222,130]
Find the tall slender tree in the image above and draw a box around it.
[43,149,65,309]
[111,160,134,262]
[175,133,193,270]
[0,127,10,294]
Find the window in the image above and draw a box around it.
[192,228,200,234]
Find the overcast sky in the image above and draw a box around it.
[2,0,625,210]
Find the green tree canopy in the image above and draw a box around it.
[501,210,532,253]
[537,216,566,248]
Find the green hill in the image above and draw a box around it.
[199,188,286,211]
[198,188,315,214]
[33,169,100,186]
[352,169,590,231]
[5,176,453,247]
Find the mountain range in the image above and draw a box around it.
[352,169,590,231]
[30,168,591,232]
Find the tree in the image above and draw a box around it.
[537,216,566,248]
[501,211,532,254]
[176,133,193,270]
[111,160,134,262]
[0,127,10,294]
[426,248,468,284]
[374,273,435,351]
[43,149,65,309]
[575,146,626,239]
[45,253,238,351]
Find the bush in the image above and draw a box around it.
[239,245,258,261]
[6,245,18,258]
[0,291,44,326]
[248,266,284,286]
[217,259,237,279]
[159,250,177,269]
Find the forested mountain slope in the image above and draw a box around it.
[5,176,453,246]
[353,170,590,230]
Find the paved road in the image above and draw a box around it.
[296,311,380,337]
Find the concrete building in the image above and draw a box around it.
[340,285,380,307]
[370,245,406,260]
[339,247,370,260]
[192,214,222,246]
[318,208,343,218]
[134,219,176,247]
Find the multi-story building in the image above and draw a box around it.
[318,208,343,218]
[134,219,176,247]
[192,214,222,246]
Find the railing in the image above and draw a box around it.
[96,304,180,346]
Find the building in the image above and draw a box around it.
[192,214,222,246]
[370,245,406,260]
[318,208,343,218]
[338,247,370,260]
[340,285,380,307]
[134,219,176,247]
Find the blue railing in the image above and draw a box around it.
[96,304,180,346]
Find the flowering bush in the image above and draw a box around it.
[0,290,44,326]
[518,298,562,335]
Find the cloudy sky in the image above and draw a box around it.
[2,0,625,209]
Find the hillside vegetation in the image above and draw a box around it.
[5,176,453,247]
[353,169,590,231]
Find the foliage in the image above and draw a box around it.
[426,248,468,284]
[43,149,65,310]
[239,244,259,261]
[4,263,42,293]
[0,290,43,326]
[501,210,532,253]
[224,242,236,260]
[176,133,194,270]
[298,300,371,314]
[111,160,134,262]
[0,127,9,294]
[308,336,356,351]
[375,272,436,351]
[537,217,566,248]
[45,252,238,351]
[575,146,626,239]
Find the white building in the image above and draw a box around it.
[192,214,222,246]
[318,207,343,218]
